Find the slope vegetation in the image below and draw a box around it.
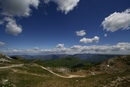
[0,53,130,87]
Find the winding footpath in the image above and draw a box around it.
[0,64,24,69]
[0,64,86,78]
[40,66,86,78]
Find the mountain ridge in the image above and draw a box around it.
[12,53,124,63]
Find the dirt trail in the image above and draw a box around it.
[0,64,86,78]
[0,64,23,69]
[40,66,86,78]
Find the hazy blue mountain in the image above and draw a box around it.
[83,54,122,63]
[17,54,123,63]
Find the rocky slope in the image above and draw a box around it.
[90,55,130,73]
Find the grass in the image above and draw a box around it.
[38,56,82,68]
[0,65,130,87]
[0,55,130,87]
[14,73,47,87]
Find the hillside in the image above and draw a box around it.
[84,54,121,63]
[0,53,23,65]
[90,55,130,73]
[0,53,130,87]
[89,55,130,87]
[36,56,82,68]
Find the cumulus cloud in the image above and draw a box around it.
[93,36,100,43]
[12,49,20,53]
[2,42,130,55]
[26,49,31,53]
[4,17,22,36]
[0,42,5,46]
[109,42,130,51]
[34,47,39,50]
[80,38,93,43]
[0,0,40,17]
[76,30,86,36]
[44,0,80,14]
[40,44,68,54]
[104,34,107,37]
[56,44,64,48]
[80,36,100,43]
[70,42,130,54]
[71,45,82,49]
[102,8,130,32]
[0,0,40,35]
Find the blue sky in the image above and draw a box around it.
[0,0,130,55]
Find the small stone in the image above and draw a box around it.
[76,80,78,82]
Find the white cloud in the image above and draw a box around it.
[5,22,22,36]
[4,17,22,36]
[12,49,20,53]
[102,9,130,32]
[0,42,5,46]
[76,30,86,36]
[93,36,100,43]
[53,42,128,54]
[0,0,40,17]
[56,44,64,48]
[104,34,107,37]
[25,49,32,53]
[44,0,80,14]
[80,36,100,43]
[0,0,40,36]
[2,42,130,55]
[70,42,130,54]
[115,42,130,50]
[80,38,93,43]
[40,44,69,54]
[34,47,39,50]
[71,45,82,49]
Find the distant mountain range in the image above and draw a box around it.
[20,54,68,60]
[14,54,123,63]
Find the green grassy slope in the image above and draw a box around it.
[38,56,82,68]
